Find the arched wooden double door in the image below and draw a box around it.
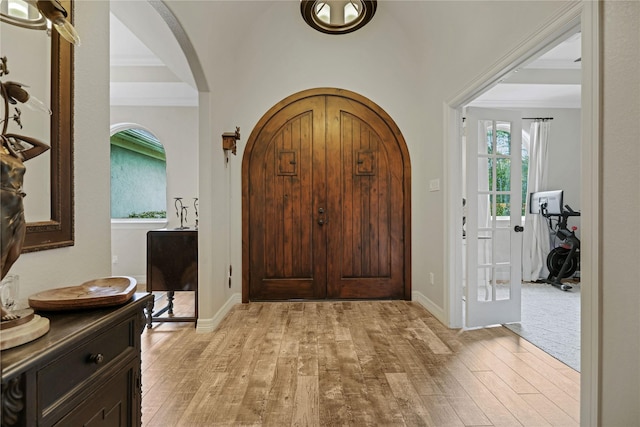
[242,88,411,301]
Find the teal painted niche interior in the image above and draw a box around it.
[110,129,167,218]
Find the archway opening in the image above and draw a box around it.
[110,127,167,220]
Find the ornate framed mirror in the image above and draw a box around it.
[1,0,74,252]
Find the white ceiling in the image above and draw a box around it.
[110,4,197,107]
[468,32,582,109]
[109,4,581,109]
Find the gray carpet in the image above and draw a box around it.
[505,280,580,371]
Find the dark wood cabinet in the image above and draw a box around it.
[1,293,152,427]
[52,358,137,427]
[146,229,198,327]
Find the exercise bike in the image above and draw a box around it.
[539,203,581,291]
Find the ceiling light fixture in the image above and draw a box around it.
[300,0,377,35]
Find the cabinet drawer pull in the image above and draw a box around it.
[88,353,105,365]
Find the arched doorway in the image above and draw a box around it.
[242,88,411,302]
[109,124,169,282]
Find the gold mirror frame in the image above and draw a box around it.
[21,0,74,252]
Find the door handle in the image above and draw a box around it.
[514,225,524,232]
[317,207,327,226]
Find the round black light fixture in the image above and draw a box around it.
[300,0,377,35]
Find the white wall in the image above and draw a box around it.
[110,220,166,283]
[600,1,640,424]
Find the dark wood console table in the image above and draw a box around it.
[1,293,152,427]
[146,229,198,328]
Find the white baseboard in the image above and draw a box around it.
[196,293,242,333]
[412,290,447,325]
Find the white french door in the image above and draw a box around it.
[465,107,523,328]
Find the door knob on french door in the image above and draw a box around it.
[514,225,524,232]
[318,219,325,226]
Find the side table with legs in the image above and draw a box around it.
[145,229,198,328]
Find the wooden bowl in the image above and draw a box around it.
[28,276,137,311]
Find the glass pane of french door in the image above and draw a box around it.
[465,108,522,328]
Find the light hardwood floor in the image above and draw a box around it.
[141,294,579,426]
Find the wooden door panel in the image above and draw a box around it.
[326,97,405,299]
[263,116,313,278]
[248,100,327,300]
[339,113,391,278]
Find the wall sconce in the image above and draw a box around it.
[36,0,81,45]
[0,0,80,45]
[222,127,240,158]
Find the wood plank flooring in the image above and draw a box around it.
[141,294,579,426]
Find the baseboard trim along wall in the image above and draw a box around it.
[196,293,242,333]
[412,290,447,326]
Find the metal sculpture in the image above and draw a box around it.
[1,57,50,319]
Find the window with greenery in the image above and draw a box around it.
[521,143,529,216]
[110,129,167,219]
[487,129,529,217]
